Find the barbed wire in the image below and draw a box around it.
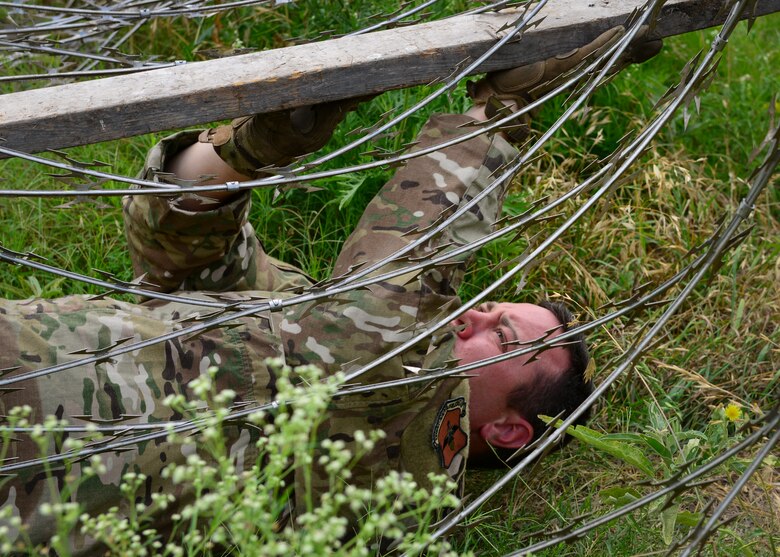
[0,0,518,84]
[0,10,666,389]
[432,77,780,553]
[0,0,777,554]
[506,407,780,556]
[0,3,544,195]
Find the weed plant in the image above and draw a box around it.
[0,362,463,555]
[0,2,778,555]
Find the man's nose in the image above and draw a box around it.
[456,309,494,339]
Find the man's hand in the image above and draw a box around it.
[198,99,366,178]
[165,99,368,210]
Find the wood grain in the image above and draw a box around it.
[1,0,778,154]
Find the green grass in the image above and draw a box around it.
[456,14,779,556]
[1,2,778,555]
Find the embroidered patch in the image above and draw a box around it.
[431,397,468,468]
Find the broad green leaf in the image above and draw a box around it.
[677,430,708,443]
[541,417,656,477]
[675,510,703,527]
[642,436,672,459]
[599,486,641,507]
[682,438,701,460]
[660,503,678,545]
[646,405,669,431]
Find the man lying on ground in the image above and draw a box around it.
[0,27,660,553]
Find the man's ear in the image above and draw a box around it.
[478,413,534,449]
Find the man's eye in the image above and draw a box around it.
[496,329,508,352]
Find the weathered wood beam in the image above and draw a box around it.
[1,0,778,154]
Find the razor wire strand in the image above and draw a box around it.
[0,23,651,313]
[338,4,682,385]
[0,211,745,439]
[0,0,744,402]
[0,0,727,421]
[0,0,274,19]
[503,407,780,556]
[419,111,778,556]
[392,0,763,392]
[0,3,551,195]
[0,10,663,389]
[0,0,753,475]
[0,3,672,456]
[0,11,658,209]
[0,119,777,528]
[344,0,442,36]
[676,413,780,556]
[499,105,780,557]
[0,156,616,312]
[3,0,776,548]
[0,0,465,83]
[0,232,747,444]
[0,5,654,386]
[406,0,776,550]
[0,4,545,201]
[1,0,180,82]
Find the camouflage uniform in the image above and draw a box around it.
[0,114,518,553]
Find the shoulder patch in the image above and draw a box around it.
[431,397,468,468]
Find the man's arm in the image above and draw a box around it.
[123,102,359,294]
[331,106,518,294]
[122,130,261,294]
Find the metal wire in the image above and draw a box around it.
[0,0,468,84]
[412,28,778,546]
[505,407,780,556]
[0,17,659,389]
[0,0,777,553]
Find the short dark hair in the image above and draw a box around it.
[479,300,593,466]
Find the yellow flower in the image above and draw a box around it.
[724,403,742,422]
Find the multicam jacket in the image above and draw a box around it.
[0,114,517,553]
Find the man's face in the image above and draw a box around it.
[452,302,571,430]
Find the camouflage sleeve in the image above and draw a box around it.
[123,131,312,294]
[333,113,519,296]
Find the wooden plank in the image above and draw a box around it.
[1,0,778,154]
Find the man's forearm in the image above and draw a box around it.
[123,129,256,293]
